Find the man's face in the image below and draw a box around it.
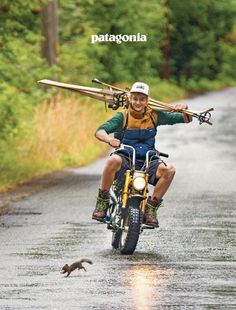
[130,92,148,113]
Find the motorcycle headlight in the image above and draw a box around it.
[133,176,146,191]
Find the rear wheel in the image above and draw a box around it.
[120,197,142,255]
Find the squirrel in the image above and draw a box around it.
[61,258,93,277]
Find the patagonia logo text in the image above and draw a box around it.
[91,33,147,44]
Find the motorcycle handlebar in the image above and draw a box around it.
[111,144,169,170]
[117,144,169,158]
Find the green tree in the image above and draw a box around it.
[0,0,57,139]
[168,0,236,82]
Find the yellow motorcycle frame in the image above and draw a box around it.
[107,144,168,255]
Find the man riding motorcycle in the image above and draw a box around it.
[92,82,192,227]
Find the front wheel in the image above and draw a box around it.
[112,228,122,249]
[120,197,142,255]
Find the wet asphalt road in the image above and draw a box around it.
[0,88,236,309]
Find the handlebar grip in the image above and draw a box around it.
[158,152,169,158]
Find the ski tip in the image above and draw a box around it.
[37,79,54,85]
[92,78,102,84]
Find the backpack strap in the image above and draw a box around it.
[120,110,129,141]
[149,111,157,128]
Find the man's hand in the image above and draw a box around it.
[108,138,120,148]
[95,130,121,147]
[172,103,192,123]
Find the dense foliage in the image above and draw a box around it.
[0,0,57,140]
[168,0,236,84]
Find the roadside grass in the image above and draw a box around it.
[26,94,109,169]
[0,95,111,191]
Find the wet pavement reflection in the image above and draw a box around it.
[128,264,172,310]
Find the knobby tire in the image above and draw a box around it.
[120,197,142,255]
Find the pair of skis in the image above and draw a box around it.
[38,78,213,125]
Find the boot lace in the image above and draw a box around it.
[96,196,109,211]
[146,203,157,218]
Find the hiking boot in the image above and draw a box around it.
[92,189,110,222]
[143,196,162,227]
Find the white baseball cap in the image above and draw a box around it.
[130,82,149,96]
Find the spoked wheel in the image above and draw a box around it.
[110,183,123,250]
[119,197,142,255]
